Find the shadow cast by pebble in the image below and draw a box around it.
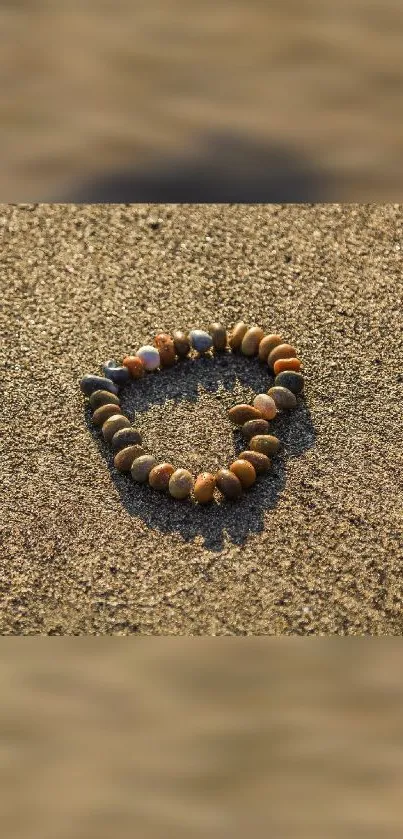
[84,353,316,551]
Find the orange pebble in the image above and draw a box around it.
[194,472,216,503]
[154,333,176,367]
[230,459,256,489]
[122,355,145,378]
[273,357,302,375]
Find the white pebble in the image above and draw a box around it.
[136,345,160,371]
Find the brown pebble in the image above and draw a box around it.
[89,390,121,410]
[241,418,270,440]
[241,326,265,356]
[268,386,297,410]
[229,321,248,350]
[250,434,281,457]
[169,468,194,499]
[216,469,242,499]
[239,450,271,474]
[111,427,142,451]
[229,459,256,489]
[154,333,176,367]
[114,445,145,472]
[273,357,302,375]
[194,472,216,503]
[172,330,191,357]
[258,334,283,361]
[267,343,297,369]
[253,393,277,420]
[131,454,157,482]
[102,414,130,442]
[122,355,145,378]
[148,462,175,490]
[228,404,263,425]
[93,403,122,426]
[209,323,227,351]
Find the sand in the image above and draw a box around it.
[1,203,402,634]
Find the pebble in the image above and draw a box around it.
[238,450,271,474]
[250,434,281,457]
[89,390,121,410]
[136,345,160,371]
[172,330,191,357]
[149,462,175,490]
[274,371,304,394]
[253,394,277,420]
[131,454,157,482]
[267,343,297,369]
[228,404,263,425]
[267,386,297,410]
[258,334,283,361]
[229,459,256,489]
[229,321,248,350]
[241,418,270,440]
[241,326,265,356]
[103,359,131,385]
[209,323,227,351]
[93,403,123,426]
[111,428,143,451]
[168,468,194,499]
[273,357,302,375]
[154,333,176,367]
[216,469,242,499]
[102,414,131,442]
[194,472,216,503]
[189,330,213,353]
[114,445,145,472]
[122,355,145,378]
[80,374,118,396]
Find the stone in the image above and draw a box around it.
[241,418,270,440]
[93,403,123,426]
[209,323,227,351]
[114,445,145,472]
[102,414,130,442]
[168,468,194,499]
[216,469,242,499]
[172,330,191,357]
[228,404,263,425]
[80,374,118,396]
[274,371,304,394]
[89,390,121,410]
[267,343,297,369]
[189,330,213,353]
[253,394,277,420]
[122,355,145,378]
[136,345,160,371]
[111,428,143,451]
[238,450,271,474]
[131,454,157,482]
[154,333,176,367]
[267,386,297,410]
[229,321,248,350]
[241,326,265,356]
[229,459,256,488]
[250,434,281,457]
[194,472,216,503]
[273,357,302,375]
[148,462,175,490]
[103,359,131,385]
[258,334,283,361]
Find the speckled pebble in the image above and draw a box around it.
[258,334,283,361]
[114,445,145,472]
[229,321,248,350]
[102,414,131,442]
[189,330,213,353]
[168,468,194,499]
[89,390,121,410]
[253,393,277,420]
[241,326,265,356]
[216,469,242,499]
[172,331,191,357]
[93,403,123,426]
[136,345,160,371]
[274,370,304,394]
[103,359,131,385]
[250,434,281,457]
[267,343,297,369]
[131,454,157,482]
[111,428,143,451]
[241,418,270,440]
[209,323,227,351]
[229,459,256,489]
[80,374,118,396]
[228,404,263,425]
[273,357,302,375]
[122,355,145,378]
[267,386,297,410]
[194,472,216,503]
[148,462,175,490]
[238,450,271,474]
[154,333,176,367]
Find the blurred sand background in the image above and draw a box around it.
[1,202,402,635]
[1,0,403,201]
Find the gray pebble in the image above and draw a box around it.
[103,359,131,385]
[131,454,157,482]
[111,427,143,452]
[274,371,304,394]
[80,374,118,396]
[189,330,213,353]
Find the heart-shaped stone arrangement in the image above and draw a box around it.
[80,323,305,503]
